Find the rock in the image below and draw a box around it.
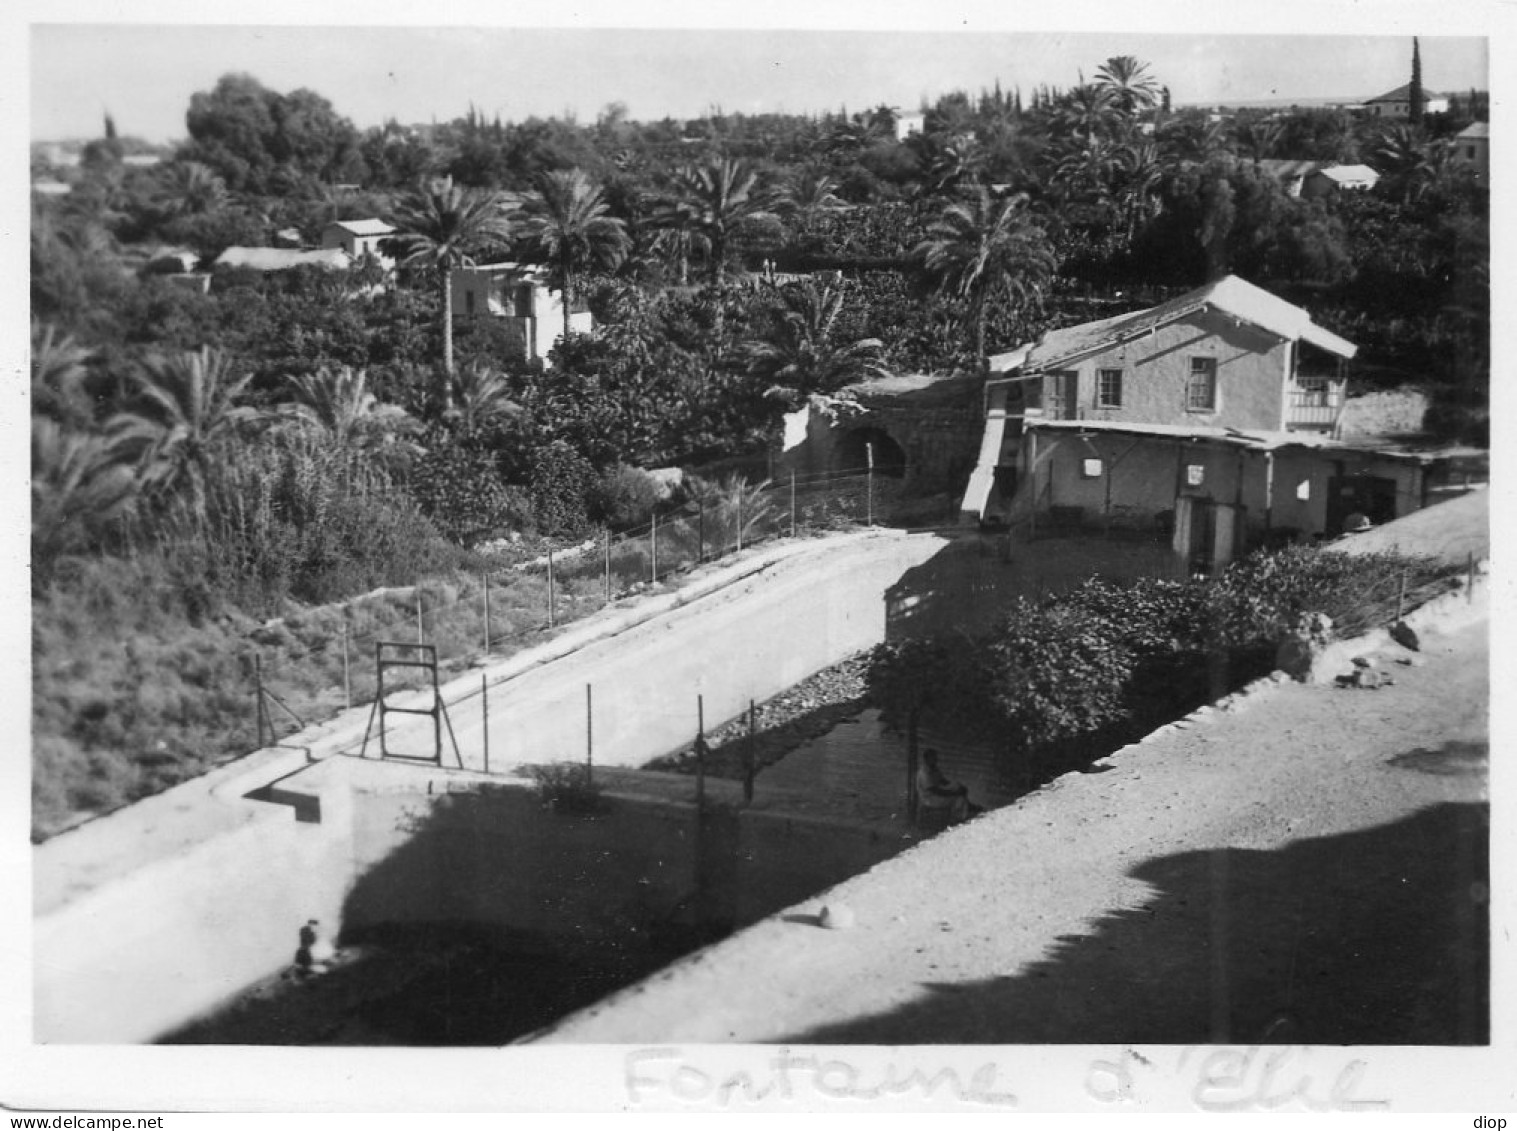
[1353,668,1388,690]
[1389,621,1421,652]
[1352,655,1376,669]
[1275,636,1322,682]
[1395,654,1426,668]
[819,904,855,930]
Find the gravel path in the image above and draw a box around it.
[539,593,1489,1045]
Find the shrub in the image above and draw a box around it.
[528,442,595,537]
[1203,544,1447,648]
[587,463,662,531]
[523,762,607,815]
[408,446,527,548]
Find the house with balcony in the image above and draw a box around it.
[449,262,592,367]
[960,275,1385,559]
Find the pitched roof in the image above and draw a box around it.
[1256,158,1322,180]
[326,218,395,237]
[1456,121,1490,139]
[1310,164,1380,184]
[989,275,1356,375]
[213,246,352,271]
[1365,83,1450,104]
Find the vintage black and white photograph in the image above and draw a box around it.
[7,0,1507,1115]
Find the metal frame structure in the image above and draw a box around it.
[359,641,461,767]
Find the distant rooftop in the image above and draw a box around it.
[326,218,395,236]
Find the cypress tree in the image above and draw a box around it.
[1409,37,1425,126]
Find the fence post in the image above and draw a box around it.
[482,673,490,775]
[255,653,267,750]
[1468,551,1475,603]
[866,441,875,527]
[548,549,556,629]
[698,502,705,563]
[744,698,756,803]
[650,513,659,583]
[790,470,797,538]
[585,683,593,786]
[483,572,492,653]
[1396,567,1407,622]
[696,693,706,809]
[736,489,744,553]
[342,625,352,710]
[416,587,425,644]
[604,527,613,604]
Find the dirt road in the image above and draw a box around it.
[539,600,1489,1045]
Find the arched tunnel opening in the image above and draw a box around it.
[836,427,907,478]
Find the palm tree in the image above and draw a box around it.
[776,169,848,230]
[445,361,523,442]
[32,418,140,567]
[1095,56,1161,119]
[1057,84,1120,144]
[390,178,517,404]
[517,169,631,344]
[31,321,98,429]
[109,347,259,514]
[276,366,420,465]
[1371,124,1452,202]
[154,160,229,218]
[743,278,890,405]
[915,187,1058,365]
[657,158,780,284]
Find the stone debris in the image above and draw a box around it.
[819,904,855,930]
[1390,621,1421,652]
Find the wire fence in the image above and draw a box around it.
[249,463,919,753]
[246,467,1482,791]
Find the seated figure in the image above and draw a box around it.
[915,748,977,824]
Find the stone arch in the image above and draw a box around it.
[836,425,907,478]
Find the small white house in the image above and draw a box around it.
[1361,84,1451,119]
[1301,164,1381,198]
[320,218,396,270]
[449,262,593,368]
[894,112,926,142]
[1450,121,1489,180]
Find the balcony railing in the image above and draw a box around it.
[1286,383,1343,430]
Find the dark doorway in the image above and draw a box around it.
[837,427,907,478]
[1326,475,1398,536]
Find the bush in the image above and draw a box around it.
[587,463,662,531]
[1203,544,1447,648]
[523,762,607,815]
[528,442,596,537]
[408,447,528,548]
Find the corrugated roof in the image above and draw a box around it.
[1024,418,1438,460]
[989,275,1356,375]
[327,218,395,236]
[214,247,352,271]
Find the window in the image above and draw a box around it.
[1296,479,1311,501]
[1186,464,1206,487]
[1096,369,1123,408]
[1081,457,1104,479]
[1187,357,1217,411]
[464,289,476,317]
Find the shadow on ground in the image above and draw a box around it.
[784,791,1488,1046]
